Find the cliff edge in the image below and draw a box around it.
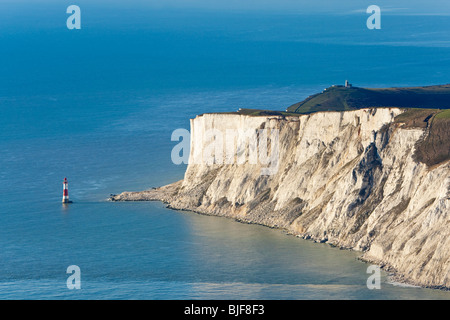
[112,108,450,289]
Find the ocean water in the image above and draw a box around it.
[1,2,450,299]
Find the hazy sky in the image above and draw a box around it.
[138,0,450,14]
[4,0,450,15]
[108,0,450,14]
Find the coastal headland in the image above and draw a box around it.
[111,85,450,290]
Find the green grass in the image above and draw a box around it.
[208,84,450,118]
[435,109,450,119]
[394,108,440,128]
[206,105,450,167]
[393,108,450,167]
[210,108,301,117]
[287,84,450,114]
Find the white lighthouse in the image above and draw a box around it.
[62,177,73,204]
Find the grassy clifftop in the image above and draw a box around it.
[212,84,449,167]
[287,84,450,114]
[394,108,450,167]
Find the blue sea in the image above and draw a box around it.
[1,2,450,299]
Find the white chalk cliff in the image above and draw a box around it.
[112,108,450,289]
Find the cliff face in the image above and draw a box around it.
[112,108,450,289]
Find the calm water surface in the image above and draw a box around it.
[0,3,449,299]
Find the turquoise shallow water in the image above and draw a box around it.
[0,3,450,299]
[2,200,450,300]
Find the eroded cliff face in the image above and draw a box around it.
[112,108,450,289]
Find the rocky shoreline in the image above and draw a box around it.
[110,184,449,291]
[111,108,450,290]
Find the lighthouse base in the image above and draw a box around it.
[62,200,73,204]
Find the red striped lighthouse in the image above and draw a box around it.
[62,177,73,204]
